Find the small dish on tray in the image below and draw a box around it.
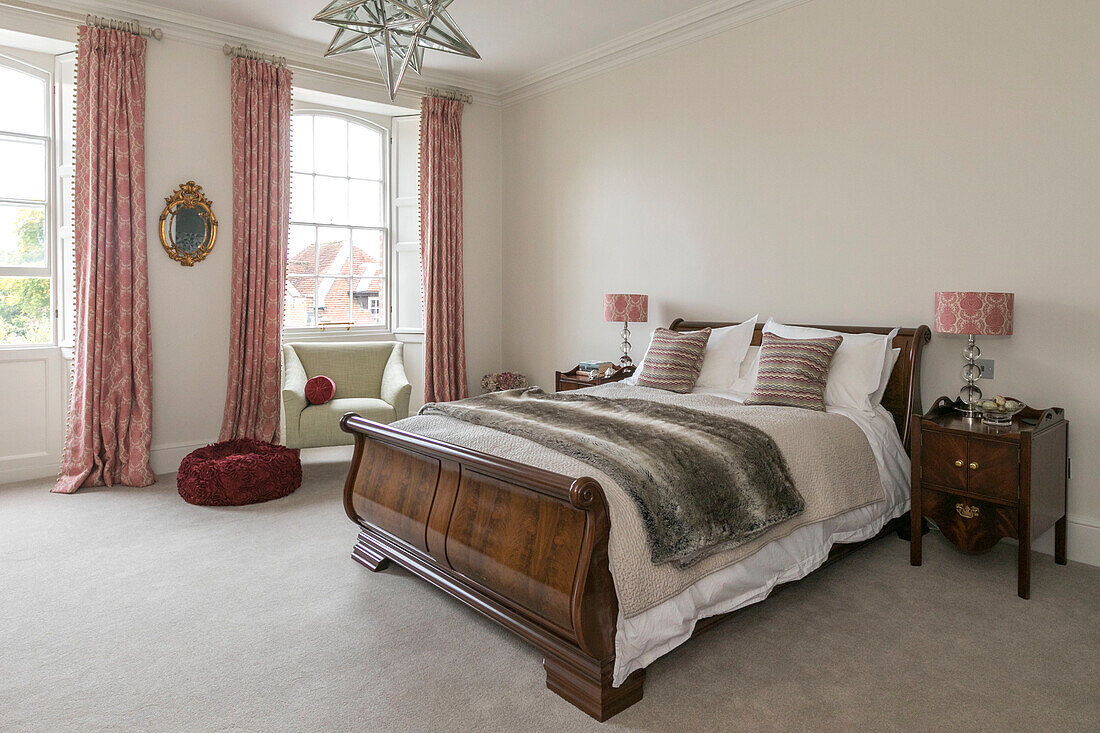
[979,396,1026,426]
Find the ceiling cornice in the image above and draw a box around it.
[498,0,813,107]
[0,0,505,107]
[0,0,814,110]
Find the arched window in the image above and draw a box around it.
[0,59,53,345]
[286,112,389,330]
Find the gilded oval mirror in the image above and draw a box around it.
[159,181,217,266]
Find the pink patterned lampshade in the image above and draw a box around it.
[934,291,1014,336]
[604,294,649,323]
[607,292,646,323]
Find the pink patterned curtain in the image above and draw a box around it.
[420,96,467,403]
[219,58,292,443]
[55,26,155,494]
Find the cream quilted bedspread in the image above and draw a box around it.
[396,383,884,618]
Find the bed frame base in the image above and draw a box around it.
[349,523,639,721]
[351,516,907,721]
[544,654,645,722]
[351,537,392,572]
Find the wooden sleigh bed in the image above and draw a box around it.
[339,320,931,721]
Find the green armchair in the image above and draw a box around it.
[282,341,412,449]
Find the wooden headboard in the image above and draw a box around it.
[669,319,932,452]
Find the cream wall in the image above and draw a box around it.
[501,0,1100,563]
[143,38,234,472]
[0,10,503,479]
[461,102,505,399]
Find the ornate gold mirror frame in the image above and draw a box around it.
[159,181,218,266]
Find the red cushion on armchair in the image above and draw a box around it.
[305,375,336,405]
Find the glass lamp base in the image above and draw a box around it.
[618,321,633,367]
[954,403,983,419]
[955,384,983,418]
[954,337,983,418]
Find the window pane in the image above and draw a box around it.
[352,229,384,276]
[0,67,46,136]
[0,204,46,267]
[317,226,351,275]
[0,137,46,200]
[291,115,314,174]
[283,111,394,333]
[316,277,351,325]
[348,123,382,180]
[349,179,384,227]
[284,274,317,328]
[291,174,314,223]
[351,290,384,327]
[287,225,315,276]
[352,229,385,327]
[314,116,348,177]
[314,176,348,225]
[0,276,51,344]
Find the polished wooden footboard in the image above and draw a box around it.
[339,414,643,721]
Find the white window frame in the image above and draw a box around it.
[56,51,76,349]
[284,107,393,340]
[0,54,56,350]
[389,113,424,336]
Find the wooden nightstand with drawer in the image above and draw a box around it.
[555,365,635,392]
[910,396,1069,598]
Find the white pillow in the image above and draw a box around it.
[729,345,761,398]
[762,320,898,412]
[693,316,758,390]
[871,348,901,407]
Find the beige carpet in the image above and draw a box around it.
[1,449,1097,733]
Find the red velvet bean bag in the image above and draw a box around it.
[177,438,302,507]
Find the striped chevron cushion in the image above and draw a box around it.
[635,328,712,393]
[744,332,842,411]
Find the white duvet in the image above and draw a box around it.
[612,391,910,684]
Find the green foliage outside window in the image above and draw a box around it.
[0,209,51,344]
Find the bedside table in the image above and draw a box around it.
[910,396,1069,598]
[555,365,635,392]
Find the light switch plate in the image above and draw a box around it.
[976,358,994,379]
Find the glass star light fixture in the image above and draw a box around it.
[314,0,480,100]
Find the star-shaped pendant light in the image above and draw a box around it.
[314,0,480,100]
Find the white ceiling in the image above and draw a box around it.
[134,0,718,89]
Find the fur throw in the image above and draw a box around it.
[420,388,804,568]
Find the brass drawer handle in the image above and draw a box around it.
[956,503,980,519]
[954,460,964,467]
[969,462,979,470]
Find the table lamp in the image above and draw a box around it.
[934,291,1014,417]
[603,294,649,367]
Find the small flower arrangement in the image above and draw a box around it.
[482,371,530,393]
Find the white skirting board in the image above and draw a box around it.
[0,440,210,487]
[1032,517,1100,567]
[150,441,212,477]
[0,457,61,486]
